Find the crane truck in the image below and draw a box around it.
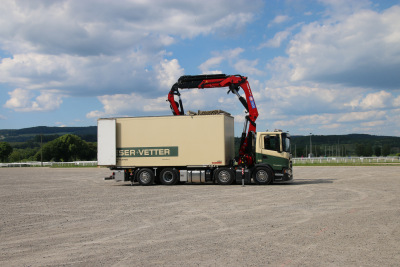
[98,74,292,185]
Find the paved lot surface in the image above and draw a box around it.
[1,166,400,266]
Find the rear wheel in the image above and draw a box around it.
[137,168,154,186]
[160,168,179,185]
[215,168,235,185]
[253,167,273,185]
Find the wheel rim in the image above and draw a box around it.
[139,172,151,184]
[162,171,173,182]
[256,170,268,182]
[218,170,231,183]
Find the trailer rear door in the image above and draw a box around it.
[97,119,116,166]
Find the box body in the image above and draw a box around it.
[98,115,234,167]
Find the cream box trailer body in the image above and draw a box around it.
[98,114,293,185]
[98,114,234,168]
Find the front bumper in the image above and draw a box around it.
[273,168,293,182]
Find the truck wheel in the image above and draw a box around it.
[137,168,154,186]
[253,167,273,185]
[215,168,235,185]
[160,168,179,185]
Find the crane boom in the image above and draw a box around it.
[167,74,259,166]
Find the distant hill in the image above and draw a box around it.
[0,126,97,143]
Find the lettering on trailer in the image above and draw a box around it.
[117,146,178,158]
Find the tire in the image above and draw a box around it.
[160,168,179,185]
[253,167,273,185]
[137,168,154,186]
[215,168,235,185]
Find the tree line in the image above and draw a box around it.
[292,143,397,158]
[292,143,393,158]
[0,134,96,163]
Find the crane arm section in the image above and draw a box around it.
[167,74,259,165]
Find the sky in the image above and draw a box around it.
[1,0,400,136]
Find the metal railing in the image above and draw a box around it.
[0,161,98,167]
[293,157,400,165]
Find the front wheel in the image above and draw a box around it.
[215,168,235,185]
[137,168,154,186]
[160,168,179,185]
[253,167,273,185]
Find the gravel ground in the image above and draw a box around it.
[1,166,400,266]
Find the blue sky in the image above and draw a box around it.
[1,0,400,136]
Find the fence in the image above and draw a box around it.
[0,161,98,168]
[293,156,400,165]
[2,158,400,167]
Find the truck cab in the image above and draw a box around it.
[254,131,292,182]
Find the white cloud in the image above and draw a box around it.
[199,48,244,73]
[272,109,391,134]
[87,85,248,119]
[254,77,400,135]
[0,52,164,98]
[359,91,392,109]
[179,89,244,113]
[4,89,33,111]
[4,88,63,112]
[234,59,264,76]
[286,5,400,89]
[0,0,261,55]
[259,2,400,135]
[86,93,170,119]
[337,111,386,122]
[269,15,291,27]
[155,59,184,89]
[259,23,303,49]
[86,110,107,119]
[273,113,336,132]
[233,114,245,123]
[0,53,68,87]
[199,56,225,74]
[320,0,373,20]
[343,91,394,110]
[260,84,342,116]
[393,96,400,107]
[0,0,261,112]
[361,120,385,127]
[260,31,291,48]
[320,123,341,129]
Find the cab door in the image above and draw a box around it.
[256,133,287,169]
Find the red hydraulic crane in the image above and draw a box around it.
[167,74,259,166]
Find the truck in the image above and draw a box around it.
[98,74,292,185]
